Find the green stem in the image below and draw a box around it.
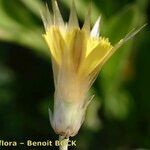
[59,135,69,150]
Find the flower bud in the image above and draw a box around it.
[49,98,88,137]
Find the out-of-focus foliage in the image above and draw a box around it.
[0,0,47,56]
[0,0,149,149]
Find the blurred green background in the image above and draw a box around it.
[0,0,150,149]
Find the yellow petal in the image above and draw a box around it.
[86,37,100,56]
[43,27,66,64]
[79,37,113,76]
[71,29,87,70]
[63,28,87,70]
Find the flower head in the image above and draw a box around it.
[42,0,145,138]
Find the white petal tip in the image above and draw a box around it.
[90,16,101,38]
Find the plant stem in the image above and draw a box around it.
[59,135,69,150]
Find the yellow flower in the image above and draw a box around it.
[42,0,145,138]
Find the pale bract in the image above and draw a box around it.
[42,0,145,137]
